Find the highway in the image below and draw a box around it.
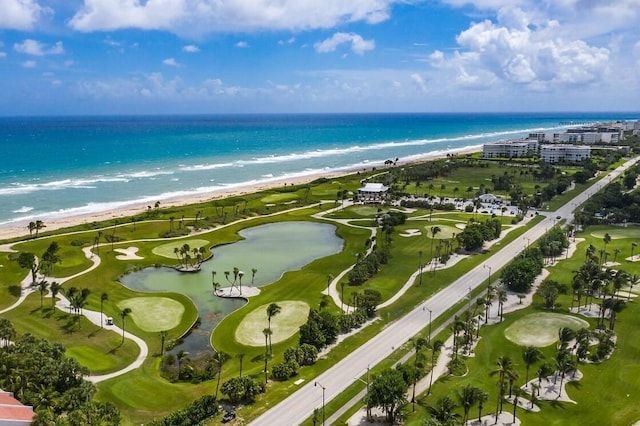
[250,157,637,426]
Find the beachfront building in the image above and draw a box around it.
[540,145,591,163]
[482,139,538,158]
[529,122,627,144]
[357,183,389,203]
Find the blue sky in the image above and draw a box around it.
[1,0,639,115]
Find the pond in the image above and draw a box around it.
[120,221,343,355]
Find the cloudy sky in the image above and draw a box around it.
[1,0,639,115]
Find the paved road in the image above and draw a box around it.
[250,157,637,426]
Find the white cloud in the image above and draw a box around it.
[278,37,296,45]
[22,60,37,68]
[0,0,48,30]
[235,41,249,48]
[0,52,6,59]
[14,39,65,56]
[429,6,611,91]
[183,44,200,52]
[410,73,427,93]
[68,0,398,36]
[315,32,375,56]
[163,57,182,67]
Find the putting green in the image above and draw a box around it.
[424,224,460,239]
[260,193,299,203]
[152,239,210,259]
[349,206,383,217]
[590,228,640,239]
[235,300,310,346]
[504,313,589,347]
[117,297,185,332]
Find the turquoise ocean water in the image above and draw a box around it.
[0,113,637,228]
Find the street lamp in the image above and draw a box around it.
[418,250,423,287]
[354,366,370,419]
[315,381,326,426]
[423,306,433,344]
[484,264,492,286]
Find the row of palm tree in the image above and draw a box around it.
[173,243,206,269]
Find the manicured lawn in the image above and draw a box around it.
[235,300,310,346]
[403,223,640,426]
[504,312,589,346]
[117,297,185,332]
[151,239,210,258]
[260,192,300,203]
[3,292,140,375]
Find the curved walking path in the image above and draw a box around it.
[0,200,337,381]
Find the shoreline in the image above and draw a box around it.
[0,145,482,241]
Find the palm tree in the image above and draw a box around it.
[603,233,611,253]
[326,274,333,295]
[159,330,168,355]
[120,307,132,344]
[497,289,507,321]
[522,346,544,387]
[266,303,281,354]
[476,389,489,423]
[456,384,483,423]
[251,268,258,286]
[214,350,228,398]
[237,353,245,377]
[49,281,61,308]
[176,349,189,372]
[263,328,272,385]
[429,226,441,261]
[100,292,109,328]
[426,396,460,424]
[536,362,554,392]
[34,220,45,237]
[631,242,638,260]
[613,248,621,263]
[427,339,444,395]
[490,355,516,416]
[37,280,48,314]
[411,337,427,409]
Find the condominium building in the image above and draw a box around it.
[482,139,538,158]
[540,144,591,163]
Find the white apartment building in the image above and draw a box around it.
[483,139,538,158]
[541,145,591,163]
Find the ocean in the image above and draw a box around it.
[0,112,636,228]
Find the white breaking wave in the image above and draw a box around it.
[12,206,33,213]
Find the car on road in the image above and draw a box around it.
[556,215,562,220]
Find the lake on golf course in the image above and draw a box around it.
[120,221,343,354]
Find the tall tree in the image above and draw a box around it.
[427,339,444,395]
[456,385,483,423]
[49,281,61,308]
[159,330,168,356]
[100,292,109,328]
[426,396,460,424]
[522,346,544,387]
[266,303,281,354]
[366,368,408,424]
[120,307,132,344]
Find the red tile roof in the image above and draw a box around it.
[0,390,34,424]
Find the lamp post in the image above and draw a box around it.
[315,381,326,426]
[354,366,370,419]
[418,250,423,287]
[423,307,432,344]
[484,264,492,286]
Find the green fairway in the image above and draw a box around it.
[235,300,310,346]
[590,227,640,239]
[422,224,459,239]
[151,239,210,259]
[260,193,299,203]
[504,312,589,347]
[117,297,185,332]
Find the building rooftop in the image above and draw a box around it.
[0,391,34,425]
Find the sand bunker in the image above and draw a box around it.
[115,246,143,260]
[400,229,422,237]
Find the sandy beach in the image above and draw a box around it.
[0,145,482,242]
